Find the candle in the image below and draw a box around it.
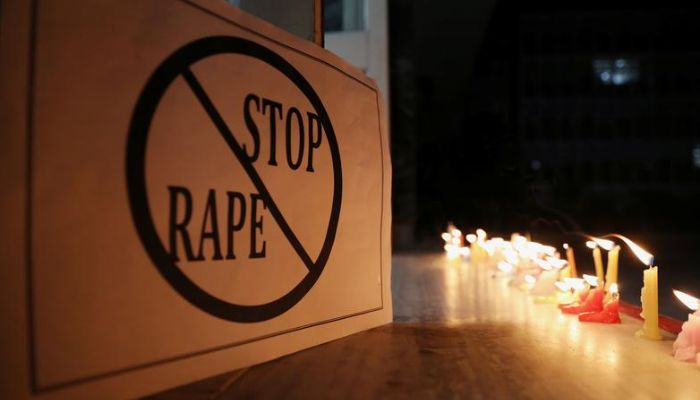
[604,245,620,293]
[442,225,470,260]
[603,235,660,339]
[672,290,700,362]
[521,274,537,290]
[531,269,559,296]
[579,283,621,324]
[586,241,605,284]
[561,275,604,315]
[636,266,662,340]
[563,243,578,278]
[469,229,488,265]
[561,277,589,304]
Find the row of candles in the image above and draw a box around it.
[441,226,700,367]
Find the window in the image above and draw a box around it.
[593,58,640,86]
[324,0,366,32]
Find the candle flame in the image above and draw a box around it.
[497,261,514,274]
[609,283,619,295]
[604,234,654,266]
[533,258,552,270]
[476,229,487,240]
[583,274,599,287]
[563,243,570,249]
[441,232,452,242]
[546,257,568,270]
[555,281,570,292]
[503,249,520,265]
[466,233,477,243]
[563,277,585,291]
[451,237,460,245]
[540,245,556,257]
[451,228,462,237]
[673,290,700,311]
[513,235,527,245]
[525,274,536,284]
[589,237,614,251]
[444,244,459,259]
[585,241,597,249]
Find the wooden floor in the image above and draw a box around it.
[147,253,699,399]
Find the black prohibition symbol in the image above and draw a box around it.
[126,36,342,323]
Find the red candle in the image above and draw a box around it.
[577,286,590,302]
[579,285,621,324]
[561,286,604,315]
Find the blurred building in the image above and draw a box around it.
[514,4,700,232]
[323,0,388,110]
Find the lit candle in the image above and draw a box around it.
[442,225,470,260]
[562,277,588,304]
[637,266,662,340]
[531,268,559,296]
[579,283,621,324]
[552,281,576,304]
[521,274,537,290]
[604,234,661,339]
[604,245,620,293]
[586,241,605,284]
[561,275,604,315]
[563,243,578,278]
[589,237,615,284]
[672,290,700,362]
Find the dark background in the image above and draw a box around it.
[385,0,700,318]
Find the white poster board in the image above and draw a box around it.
[0,1,391,398]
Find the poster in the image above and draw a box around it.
[0,0,391,398]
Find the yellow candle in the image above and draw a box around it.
[604,245,620,292]
[592,246,604,284]
[564,243,577,278]
[636,266,662,340]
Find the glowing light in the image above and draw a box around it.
[583,274,599,287]
[451,237,460,245]
[546,257,568,270]
[540,245,556,256]
[534,258,552,270]
[513,235,527,245]
[503,249,520,265]
[563,243,569,249]
[604,234,654,266]
[555,281,570,292]
[673,290,700,311]
[563,278,585,291]
[590,237,614,251]
[441,232,452,242]
[445,244,460,259]
[497,261,514,274]
[586,241,597,249]
[451,228,462,237]
[476,229,487,241]
[525,274,536,284]
[466,234,477,243]
[609,283,619,295]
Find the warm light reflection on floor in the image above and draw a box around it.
[397,253,678,367]
[390,253,695,399]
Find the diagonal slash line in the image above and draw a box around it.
[181,67,317,273]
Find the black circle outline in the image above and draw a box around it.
[126,36,342,323]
